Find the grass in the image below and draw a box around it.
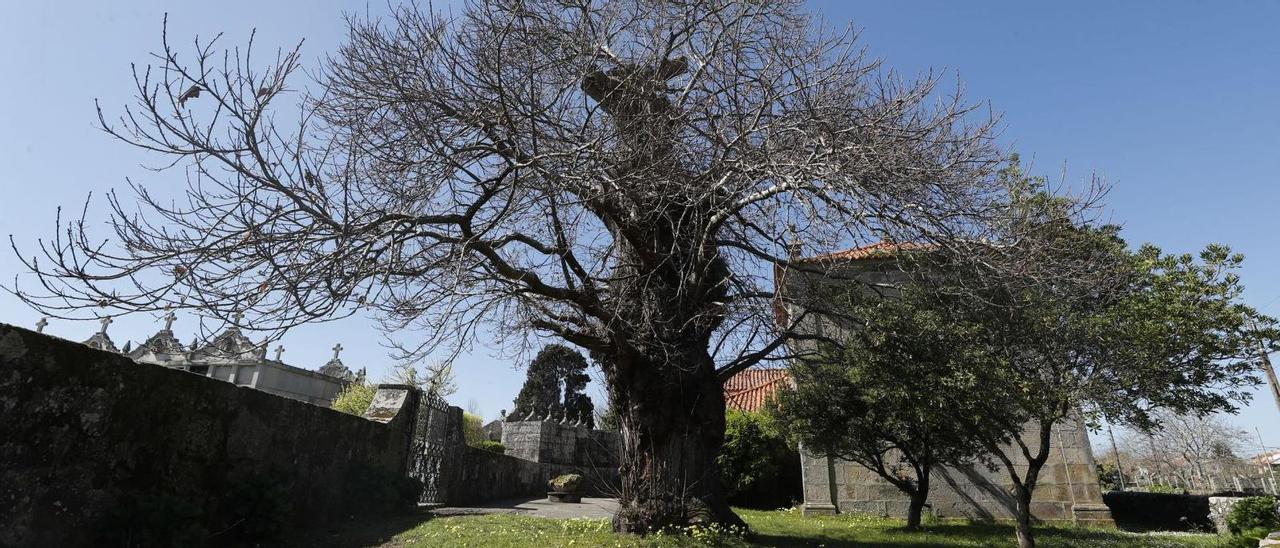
[375,508,1259,548]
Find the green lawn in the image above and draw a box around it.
[379,509,1256,548]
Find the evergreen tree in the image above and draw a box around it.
[510,344,594,425]
[562,356,595,428]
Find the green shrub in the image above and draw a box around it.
[1226,496,1280,536]
[474,440,506,454]
[718,409,797,507]
[332,382,376,416]
[463,412,486,445]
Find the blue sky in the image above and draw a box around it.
[2,2,1278,449]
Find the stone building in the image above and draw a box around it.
[761,240,1113,526]
[500,419,621,468]
[71,312,359,408]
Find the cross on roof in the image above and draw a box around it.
[35,318,48,333]
[162,308,177,331]
[331,343,343,360]
[231,311,244,325]
[274,344,285,361]
[98,316,113,334]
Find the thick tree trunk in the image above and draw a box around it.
[609,342,745,534]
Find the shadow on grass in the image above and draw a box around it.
[294,512,436,547]
[750,522,1213,548]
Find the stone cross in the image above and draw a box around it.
[274,344,285,361]
[35,318,48,333]
[161,309,177,331]
[331,343,343,360]
[98,316,113,334]
[231,311,244,326]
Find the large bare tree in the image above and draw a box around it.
[9,0,1006,531]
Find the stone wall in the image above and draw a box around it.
[1209,496,1280,534]
[800,418,1113,526]
[0,324,419,546]
[501,419,621,468]
[448,447,619,506]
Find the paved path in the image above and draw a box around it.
[429,496,619,520]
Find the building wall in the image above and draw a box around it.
[501,419,622,468]
[800,417,1113,525]
[236,362,346,407]
[0,324,418,546]
[780,255,1112,526]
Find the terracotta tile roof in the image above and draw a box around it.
[793,240,936,264]
[724,367,791,412]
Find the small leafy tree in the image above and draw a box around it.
[930,159,1277,548]
[389,361,457,398]
[774,282,996,529]
[331,382,376,416]
[422,362,457,398]
[463,412,486,446]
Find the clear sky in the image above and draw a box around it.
[2,2,1278,449]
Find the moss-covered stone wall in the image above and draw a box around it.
[0,323,418,546]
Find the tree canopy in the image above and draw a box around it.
[510,344,595,427]
[773,281,997,529]
[926,159,1274,548]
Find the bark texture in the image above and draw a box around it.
[610,345,742,532]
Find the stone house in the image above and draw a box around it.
[739,240,1113,526]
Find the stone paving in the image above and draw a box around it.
[429,496,619,520]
